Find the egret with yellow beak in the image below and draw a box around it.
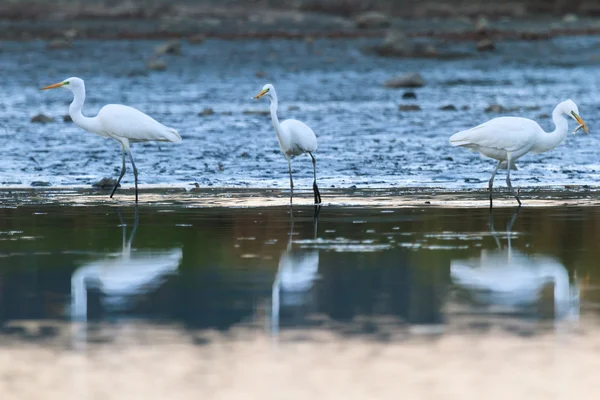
[41,77,181,202]
[254,83,322,205]
[450,99,589,208]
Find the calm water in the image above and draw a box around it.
[2,37,600,190]
[1,204,599,343]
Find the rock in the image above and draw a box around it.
[240,152,250,158]
[155,40,182,56]
[63,29,78,40]
[147,58,168,71]
[47,39,71,49]
[92,177,118,189]
[355,12,391,29]
[538,113,550,119]
[485,104,519,113]
[31,114,55,123]
[199,108,215,116]
[288,105,300,111]
[30,181,51,187]
[402,91,417,99]
[188,34,205,44]
[440,104,457,111]
[63,115,72,122]
[485,104,505,113]
[374,31,414,57]
[461,105,470,110]
[384,72,425,88]
[243,110,270,116]
[221,111,233,116]
[563,14,578,23]
[524,105,541,111]
[476,39,495,52]
[398,105,421,111]
[475,16,489,33]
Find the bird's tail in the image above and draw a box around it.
[164,127,182,143]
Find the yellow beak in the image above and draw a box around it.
[254,89,269,100]
[40,82,65,90]
[572,111,590,134]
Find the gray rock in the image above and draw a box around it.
[398,105,421,111]
[147,58,168,71]
[402,91,417,99]
[188,34,205,44]
[288,105,300,111]
[384,72,425,88]
[92,177,118,189]
[243,110,270,116]
[485,104,520,113]
[355,12,391,29]
[440,104,457,111]
[199,108,215,116]
[63,115,72,122]
[476,39,495,52]
[31,114,55,123]
[155,40,182,56]
[31,181,51,187]
[47,39,71,49]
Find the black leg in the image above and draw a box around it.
[488,160,501,209]
[110,146,126,198]
[505,156,521,207]
[309,152,321,205]
[287,159,294,205]
[127,148,139,203]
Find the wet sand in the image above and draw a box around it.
[1,187,599,208]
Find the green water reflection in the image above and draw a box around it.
[0,205,599,341]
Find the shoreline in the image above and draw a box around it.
[2,187,600,208]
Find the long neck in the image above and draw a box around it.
[269,95,288,150]
[69,85,100,133]
[534,106,569,153]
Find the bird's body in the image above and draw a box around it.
[255,84,322,204]
[277,119,318,158]
[41,77,181,202]
[92,104,181,143]
[450,99,589,207]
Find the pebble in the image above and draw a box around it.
[384,73,425,88]
[31,114,55,123]
[398,105,421,111]
[92,177,118,189]
[199,108,215,116]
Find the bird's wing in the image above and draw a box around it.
[449,117,541,153]
[98,104,181,143]
[280,119,318,154]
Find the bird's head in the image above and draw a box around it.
[40,77,84,92]
[254,83,276,101]
[562,99,590,135]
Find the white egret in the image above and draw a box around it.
[254,84,322,204]
[449,99,589,207]
[41,77,181,202]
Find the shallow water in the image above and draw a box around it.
[2,37,600,191]
[2,205,600,398]
[1,205,599,336]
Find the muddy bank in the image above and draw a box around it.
[2,0,600,40]
[1,187,599,208]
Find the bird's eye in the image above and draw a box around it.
[64,81,70,85]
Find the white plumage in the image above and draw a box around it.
[450,99,589,207]
[41,77,181,202]
[255,83,322,204]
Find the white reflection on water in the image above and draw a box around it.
[271,207,320,337]
[451,210,580,322]
[70,207,182,322]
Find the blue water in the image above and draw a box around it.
[1,37,600,190]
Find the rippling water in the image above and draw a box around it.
[2,37,600,191]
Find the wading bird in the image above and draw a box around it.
[254,84,322,204]
[449,99,589,207]
[41,77,181,202]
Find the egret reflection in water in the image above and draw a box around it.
[451,210,580,321]
[70,207,182,321]
[271,207,321,336]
